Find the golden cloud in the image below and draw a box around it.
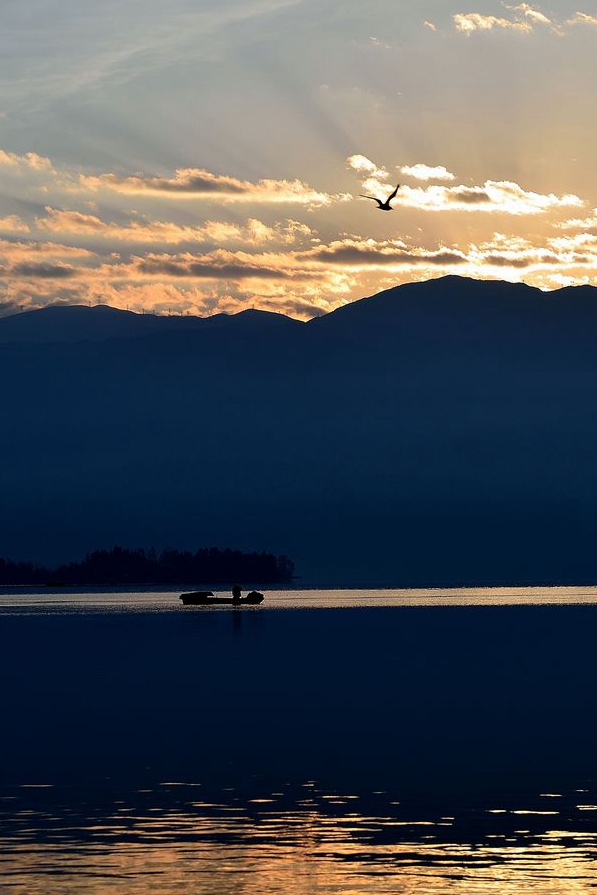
[0,215,30,234]
[453,12,532,33]
[348,155,582,215]
[4,229,597,320]
[567,12,597,26]
[4,231,597,288]
[0,150,54,171]
[511,3,553,25]
[77,167,348,206]
[1,141,596,321]
[555,209,597,231]
[399,163,456,182]
[304,238,468,268]
[36,207,315,246]
[399,181,582,214]
[176,234,596,287]
[347,154,389,180]
[127,249,325,282]
[0,238,94,261]
[0,147,346,211]
[350,162,582,216]
[453,5,592,34]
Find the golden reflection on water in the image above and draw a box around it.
[5,584,597,614]
[3,784,597,895]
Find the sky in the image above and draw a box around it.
[1,0,597,319]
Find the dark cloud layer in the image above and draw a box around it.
[9,262,77,279]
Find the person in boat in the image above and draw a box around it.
[231,584,242,603]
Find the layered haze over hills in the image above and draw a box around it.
[3,275,597,585]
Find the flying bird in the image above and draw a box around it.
[359,184,401,211]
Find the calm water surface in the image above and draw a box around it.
[3,586,597,893]
[3,583,597,612]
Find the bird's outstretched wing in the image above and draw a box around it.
[359,194,380,201]
[386,184,401,203]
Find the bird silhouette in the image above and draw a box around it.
[359,184,401,211]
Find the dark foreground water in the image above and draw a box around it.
[2,587,597,893]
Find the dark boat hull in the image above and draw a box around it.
[180,591,264,606]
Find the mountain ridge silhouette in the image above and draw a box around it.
[4,274,597,353]
[3,275,597,584]
[0,303,301,344]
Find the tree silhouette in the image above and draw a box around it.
[0,545,295,586]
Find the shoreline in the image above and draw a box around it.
[4,579,597,594]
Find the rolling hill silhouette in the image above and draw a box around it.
[3,275,597,584]
[0,304,300,344]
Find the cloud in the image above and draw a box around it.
[509,3,554,26]
[567,12,597,26]
[549,231,597,252]
[198,218,314,245]
[347,155,397,200]
[453,12,532,33]
[349,157,582,215]
[297,232,597,277]
[0,239,94,261]
[555,208,597,232]
[0,147,346,210]
[77,167,348,206]
[1,0,309,106]
[399,163,456,182]
[307,239,468,268]
[369,36,391,49]
[0,300,20,317]
[347,155,389,180]
[442,181,582,215]
[470,233,562,268]
[0,215,30,234]
[5,230,597,319]
[106,233,597,284]
[8,262,77,279]
[0,238,96,281]
[423,20,437,30]
[36,208,108,235]
[36,207,315,246]
[0,144,595,321]
[453,5,590,34]
[129,250,324,282]
[0,150,54,172]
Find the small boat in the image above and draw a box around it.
[180,590,264,606]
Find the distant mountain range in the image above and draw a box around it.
[3,275,597,585]
[0,303,300,344]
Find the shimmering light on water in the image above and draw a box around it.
[3,584,597,614]
[3,782,597,894]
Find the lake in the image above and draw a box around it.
[2,586,597,893]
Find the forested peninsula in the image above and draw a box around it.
[0,546,295,586]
